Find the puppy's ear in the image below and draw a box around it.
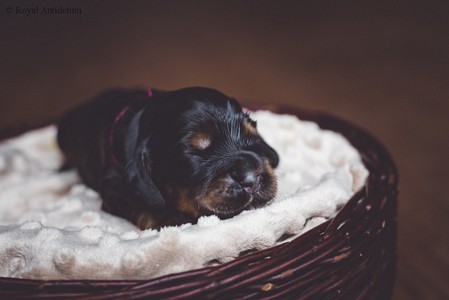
[256,139,280,168]
[126,141,166,210]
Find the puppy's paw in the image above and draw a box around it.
[136,212,193,230]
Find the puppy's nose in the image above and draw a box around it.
[240,172,259,194]
[228,151,263,195]
[230,170,259,195]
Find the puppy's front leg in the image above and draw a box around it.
[98,166,142,225]
[99,165,190,230]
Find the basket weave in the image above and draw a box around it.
[0,104,398,300]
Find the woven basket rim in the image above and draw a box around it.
[0,103,398,300]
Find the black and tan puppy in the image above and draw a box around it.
[57,87,279,229]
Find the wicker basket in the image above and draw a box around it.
[0,104,398,299]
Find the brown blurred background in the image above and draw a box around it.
[1,0,448,298]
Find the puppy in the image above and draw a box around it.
[57,87,279,229]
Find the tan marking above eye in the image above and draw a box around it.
[190,132,212,150]
[243,120,257,135]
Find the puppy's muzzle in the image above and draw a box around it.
[226,151,264,200]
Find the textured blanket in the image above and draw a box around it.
[0,110,368,280]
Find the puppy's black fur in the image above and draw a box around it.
[57,87,279,229]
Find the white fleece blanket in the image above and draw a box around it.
[0,110,368,280]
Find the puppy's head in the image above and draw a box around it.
[139,87,279,220]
